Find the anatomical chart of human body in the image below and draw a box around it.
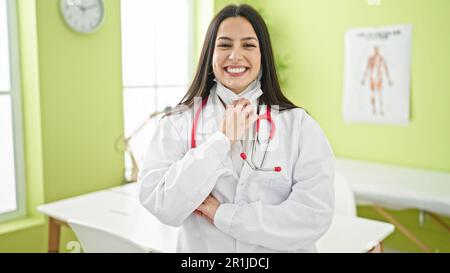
[343,25,412,125]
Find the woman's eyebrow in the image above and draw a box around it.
[241,37,258,41]
[217,36,233,41]
[217,36,258,41]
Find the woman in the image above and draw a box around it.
[139,4,334,253]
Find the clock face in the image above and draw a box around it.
[60,0,104,34]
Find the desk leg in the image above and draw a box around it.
[368,242,384,253]
[373,204,432,253]
[48,217,61,253]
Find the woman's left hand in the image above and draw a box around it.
[195,194,220,224]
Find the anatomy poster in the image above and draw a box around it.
[343,24,412,125]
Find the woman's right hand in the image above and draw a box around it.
[220,99,258,145]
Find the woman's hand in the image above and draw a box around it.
[220,99,258,145]
[194,194,220,224]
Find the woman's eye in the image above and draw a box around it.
[218,44,232,48]
[243,44,256,48]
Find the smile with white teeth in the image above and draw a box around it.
[226,67,247,74]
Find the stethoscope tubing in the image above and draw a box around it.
[191,96,281,172]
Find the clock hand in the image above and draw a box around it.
[85,4,97,10]
[81,4,98,11]
[77,4,86,13]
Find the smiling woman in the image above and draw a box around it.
[139,4,335,253]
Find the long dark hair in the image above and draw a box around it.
[178,4,298,111]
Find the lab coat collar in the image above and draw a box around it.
[195,88,221,134]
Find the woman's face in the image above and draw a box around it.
[212,17,261,94]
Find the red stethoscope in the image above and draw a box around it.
[191,96,282,172]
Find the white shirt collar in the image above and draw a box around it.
[213,70,263,106]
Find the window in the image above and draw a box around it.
[120,0,193,181]
[0,0,26,222]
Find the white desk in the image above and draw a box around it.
[335,157,450,252]
[38,182,394,253]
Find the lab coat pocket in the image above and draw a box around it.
[246,174,292,205]
[268,175,292,201]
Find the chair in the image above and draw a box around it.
[334,172,357,217]
[68,219,149,253]
[317,172,357,252]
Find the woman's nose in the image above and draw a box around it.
[228,49,243,61]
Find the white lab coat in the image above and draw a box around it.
[139,87,335,253]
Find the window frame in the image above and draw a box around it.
[0,0,27,223]
[120,0,195,90]
[120,0,195,181]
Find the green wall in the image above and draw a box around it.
[214,0,450,252]
[0,0,124,252]
[36,0,124,201]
